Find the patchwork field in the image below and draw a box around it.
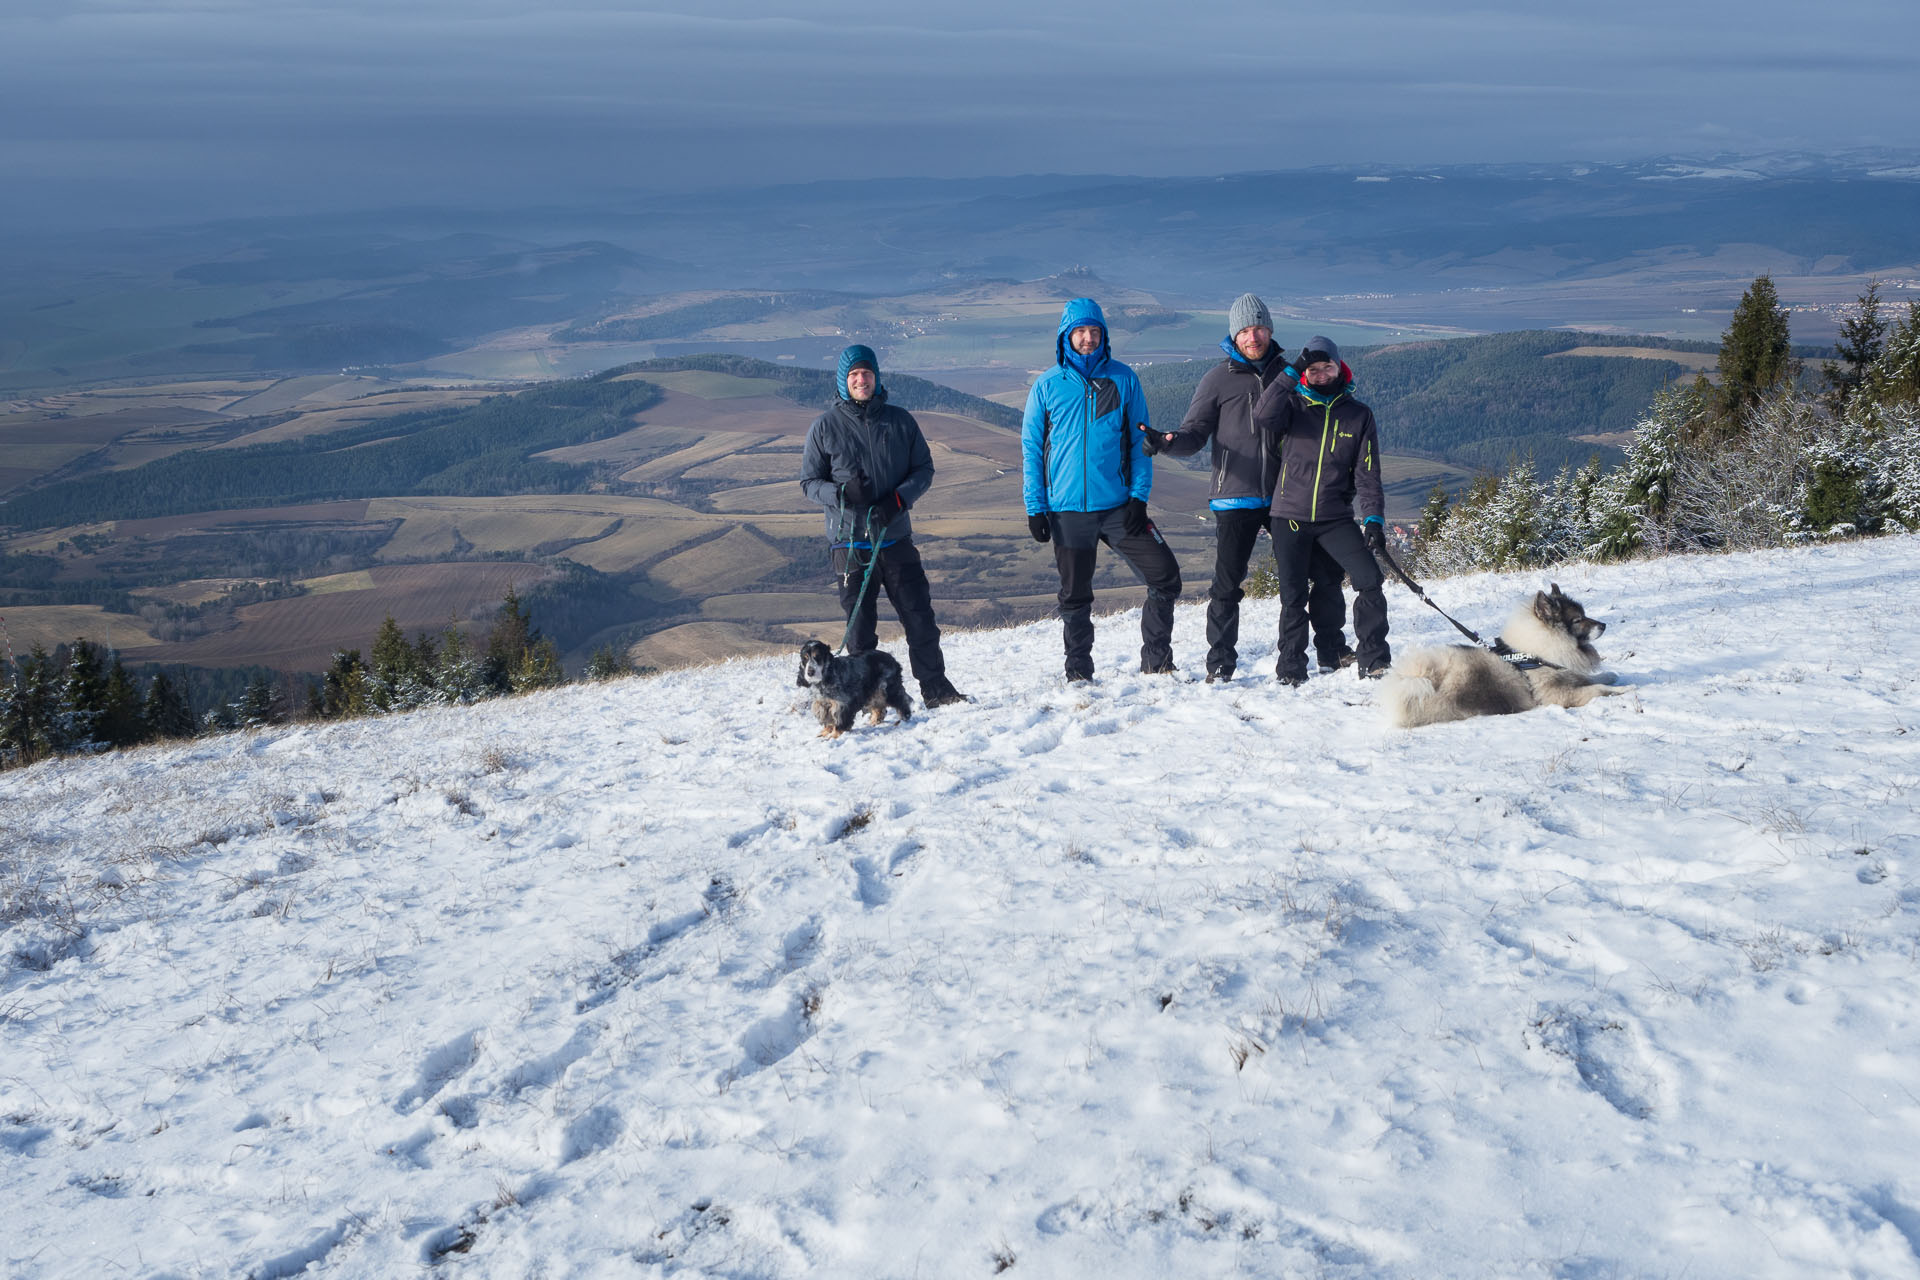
[0,604,161,655]
[118,562,560,672]
[5,361,1456,676]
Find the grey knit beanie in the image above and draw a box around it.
[1299,335,1341,367]
[1227,293,1272,337]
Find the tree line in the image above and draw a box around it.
[0,376,665,530]
[0,586,637,770]
[617,353,1023,430]
[1409,277,1920,575]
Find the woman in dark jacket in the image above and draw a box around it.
[1252,336,1391,684]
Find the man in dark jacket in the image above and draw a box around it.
[1022,298,1181,681]
[1252,336,1391,684]
[800,344,966,707]
[1144,294,1353,683]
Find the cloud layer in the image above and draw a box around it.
[5,0,1918,228]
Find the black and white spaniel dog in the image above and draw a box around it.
[795,640,913,738]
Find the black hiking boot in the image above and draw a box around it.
[1204,668,1233,684]
[920,678,968,709]
[1277,670,1308,688]
[1318,648,1357,674]
[1357,663,1390,681]
[1140,658,1177,675]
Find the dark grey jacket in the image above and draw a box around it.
[1252,377,1385,524]
[799,388,935,544]
[1162,348,1288,502]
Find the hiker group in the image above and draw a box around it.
[798,294,1391,697]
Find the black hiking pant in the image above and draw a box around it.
[1048,507,1183,678]
[1208,508,1348,678]
[1269,517,1389,678]
[833,539,948,686]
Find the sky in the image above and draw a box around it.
[5,0,1920,228]
[5,536,1919,1277]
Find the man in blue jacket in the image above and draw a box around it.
[1022,298,1182,682]
[800,344,967,707]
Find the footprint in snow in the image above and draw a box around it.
[852,856,891,908]
[504,1022,602,1095]
[394,1029,483,1115]
[1530,1004,1666,1120]
[778,917,826,974]
[730,988,822,1082]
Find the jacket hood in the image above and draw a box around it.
[1298,363,1355,403]
[836,343,883,402]
[1055,297,1111,372]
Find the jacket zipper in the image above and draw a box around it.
[1310,393,1345,521]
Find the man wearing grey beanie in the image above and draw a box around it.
[1142,296,1353,682]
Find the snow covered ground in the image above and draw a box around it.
[4,537,1919,1279]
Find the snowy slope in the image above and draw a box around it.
[4,538,1919,1280]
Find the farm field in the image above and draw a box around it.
[0,376,495,496]
[5,358,1463,677]
[118,562,560,672]
[1551,345,1721,371]
[0,604,161,655]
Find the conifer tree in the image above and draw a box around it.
[512,636,564,692]
[98,655,146,747]
[2,646,60,764]
[433,621,484,704]
[233,674,279,727]
[57,639,109,752]
[584,645,632,681]
[484,587,535,694]
[1712,275,1796,432]
[320,650,370,718]
[1869,301,1920,407]
[142,670,195,739]
[1589,385,1700,558]
[1824,282,1886,410]
[368,615,416,711]
[1,650,53,766]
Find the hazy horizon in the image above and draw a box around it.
[6,0,1919,232]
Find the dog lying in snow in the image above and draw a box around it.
[1380,584,1624,728]
[795,640,913,738]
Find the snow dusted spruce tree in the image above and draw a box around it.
[1412,283,1920,576]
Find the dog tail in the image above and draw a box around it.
[1379,672,1457,729]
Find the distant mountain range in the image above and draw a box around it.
[3,152,1916,394]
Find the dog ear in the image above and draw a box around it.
[796,655,809,688]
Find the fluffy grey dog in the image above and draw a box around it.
[796,640,913,738]
[1381,584,1623,728]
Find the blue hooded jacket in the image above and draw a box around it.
[1021,298,1153,514]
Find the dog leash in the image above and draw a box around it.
[1374,543,1556,670]
[835,505,887,655]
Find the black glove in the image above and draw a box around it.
[1363,521,1388,553]
[1123,498,1150,538]
[1028,513,1052,543]
[871,489,906,517]
[841,471,873,509]
[1139,427,1167,456]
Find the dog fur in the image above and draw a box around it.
[1381,584,1623,728]
[795,639,913,738]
